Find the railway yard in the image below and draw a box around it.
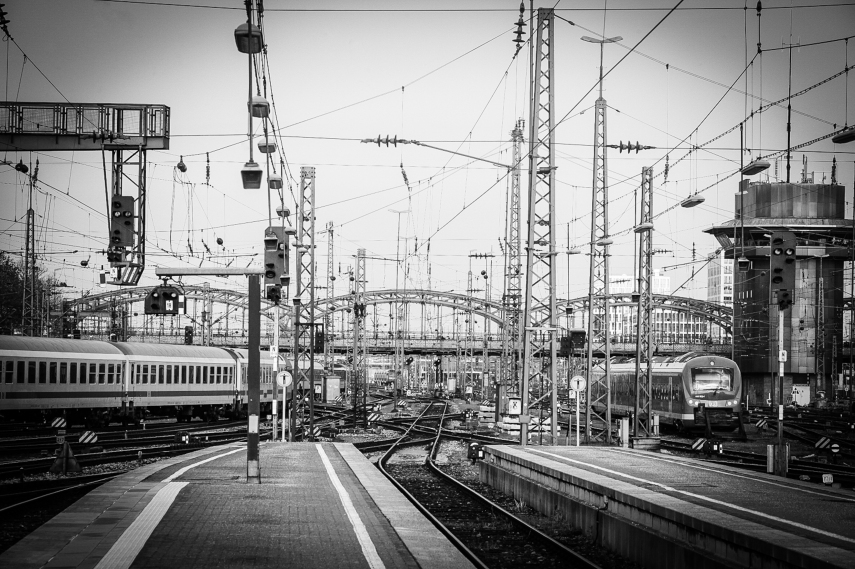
[1,395,853,568]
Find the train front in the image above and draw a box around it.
[682,356,742,428]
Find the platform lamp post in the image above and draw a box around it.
[234,4,263,189]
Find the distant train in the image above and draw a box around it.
[0,336,335,427]
[592,352,743,430]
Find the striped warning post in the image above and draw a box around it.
[367,412,381,423]
[815,436,831,450]
[78,431,98,444]
[51,417,67,428]
[755,418,768,429]
[691,438,708,451]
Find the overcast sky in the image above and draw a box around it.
[2,0,854,324]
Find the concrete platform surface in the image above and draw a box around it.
[523,445,855,551]
[0,442,475,569]
[482,444,855,569]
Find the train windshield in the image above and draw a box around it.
[691,367,733,393]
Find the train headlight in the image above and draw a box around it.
[689,399,695,406]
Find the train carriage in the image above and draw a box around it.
[593,352,742,430]
[0,336,126,419]
[115,342,237,422]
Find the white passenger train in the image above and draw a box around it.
[0,335,292,426]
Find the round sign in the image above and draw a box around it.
[830,443,840,454]
[570,375,586,392]
[276,371,293,388]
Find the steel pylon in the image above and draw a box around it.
[295,166,316,439]
[352,248,367,425]
[585,99,613,444]
[501,119,524,407]
[521,8,558,445]
[325,221,334,373]
[634,167,654,437]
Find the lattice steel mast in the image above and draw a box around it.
[293,167,316,439]
[521,8,558,445]
[584,32,620,445]
[634,167,654,437]
[501,120,525,408]
[325,221,334,373]
[352,248,367,426]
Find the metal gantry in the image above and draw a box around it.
[293,166,316,440]
[501,119,524,408]
[634,167,654,437]
[521,8,558,444]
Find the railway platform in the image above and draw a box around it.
[0,442,475,569]
[480,445,855,569]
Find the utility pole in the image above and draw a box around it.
[502,120,525,415]
[390,209,406,408]
[633,168,654,437]
[22,159,38,336]
[583,31,622,444]
[325,221,335,375]
[521,8,558,445]
[352,249,367,426]
[470,252,494,396]
[292,167,316,441]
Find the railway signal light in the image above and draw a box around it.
[263,226,292,305]
[144,285,185,315]
[770,231,796,310]
[110,195,135,247]
[314,328,324,353]
[184,325,193,345]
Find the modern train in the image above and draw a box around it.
[0,335,334,427]
[592,352,743,430]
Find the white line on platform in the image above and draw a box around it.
[164,446,244,482]
[94,481,188,569]
[93,447,245,569]
[608,447,855,503]
[530,448,855,546]
[317,444,386,569]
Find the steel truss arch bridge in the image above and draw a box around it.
[67,286,732,353]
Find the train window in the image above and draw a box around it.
[203,367,208,384]
[691,368,732,393]
[38,362,47,384]
[141,364,148,384]
[48,362,57,384]
[216,366,222,384]
[99,364,106,384]
[15,361,24,383]
[84,363,92,384]
[158,365,165,384]
[166,365,173,384]
[181,366,187,384]
[196,366,201,384]
[70,363,77,384]
[3,361,12,383]
[59,362,67,384]
[26,361,35,383]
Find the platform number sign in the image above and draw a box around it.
[822,473,834,485]
[507,397,522,416]
[56,429,66,445]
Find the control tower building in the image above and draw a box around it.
[705,180,852,406]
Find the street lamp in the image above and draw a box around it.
[235,7,264,189]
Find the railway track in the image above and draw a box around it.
[375,401,604,569]
[659,438,855,486]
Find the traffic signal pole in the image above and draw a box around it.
[156,267,264,483]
